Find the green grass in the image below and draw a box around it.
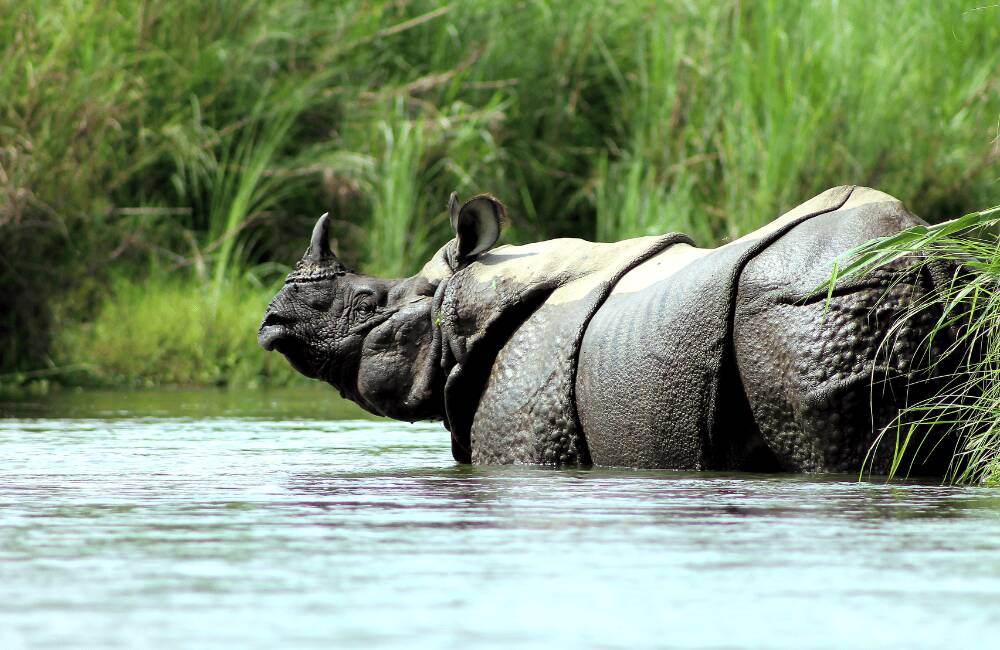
[1,0,998,389]
[827,206,1000,485]
[52,274,304,389]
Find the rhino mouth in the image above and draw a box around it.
[258,315,328,381]
[258,312,306,359]
[259,326,318,377]
[257,324,291,352]
[258,309,295,351]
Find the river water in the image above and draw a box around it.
[2,387,1000,649]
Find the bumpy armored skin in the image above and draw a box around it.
[259,186,958,474]
[731,198,954,472]
[576,187,955,473]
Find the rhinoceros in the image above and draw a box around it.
[259,186,958,473]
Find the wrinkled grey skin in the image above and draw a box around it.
[259,187,959,474]
[258,218,442,422]
[258,193,497,422]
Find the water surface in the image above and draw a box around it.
[2,388,1000,649]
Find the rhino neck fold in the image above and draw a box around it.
[436,233,694,464]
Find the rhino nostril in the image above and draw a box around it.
[262,312,294,328]
[258,312,298,352]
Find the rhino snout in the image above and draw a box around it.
[258,311,295,351]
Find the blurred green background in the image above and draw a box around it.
[2,0,998,389]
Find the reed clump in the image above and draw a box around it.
[828,206,1000,484]
[2,1,998,398]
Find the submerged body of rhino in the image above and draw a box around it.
[259,186,957,474]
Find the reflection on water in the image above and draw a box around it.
[2,388,1000,649]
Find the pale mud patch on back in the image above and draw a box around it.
[718,185,903,253]
[466,236,671,287]
[839,186,901,210]
[719,185,855,251]
[611,243,712,296]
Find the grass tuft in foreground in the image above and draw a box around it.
[828,206,1000,485]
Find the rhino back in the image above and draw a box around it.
[732,195,955,473]
[577,186,956,473]
[575,186,861,470]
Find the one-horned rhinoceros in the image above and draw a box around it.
[259,186,959,473]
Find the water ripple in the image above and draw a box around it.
[1,390,1000,648]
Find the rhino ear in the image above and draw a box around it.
[450,193,504,262]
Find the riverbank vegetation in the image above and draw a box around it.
[53,275,301,388]
[2,1,998,397]
[830,206,1000,485]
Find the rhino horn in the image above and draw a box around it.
[305,213,335,263]
[288,213,349,282]
[305,213,349,269]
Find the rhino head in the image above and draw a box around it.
[258,193,504,421]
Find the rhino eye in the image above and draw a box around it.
[353,295,376,321]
